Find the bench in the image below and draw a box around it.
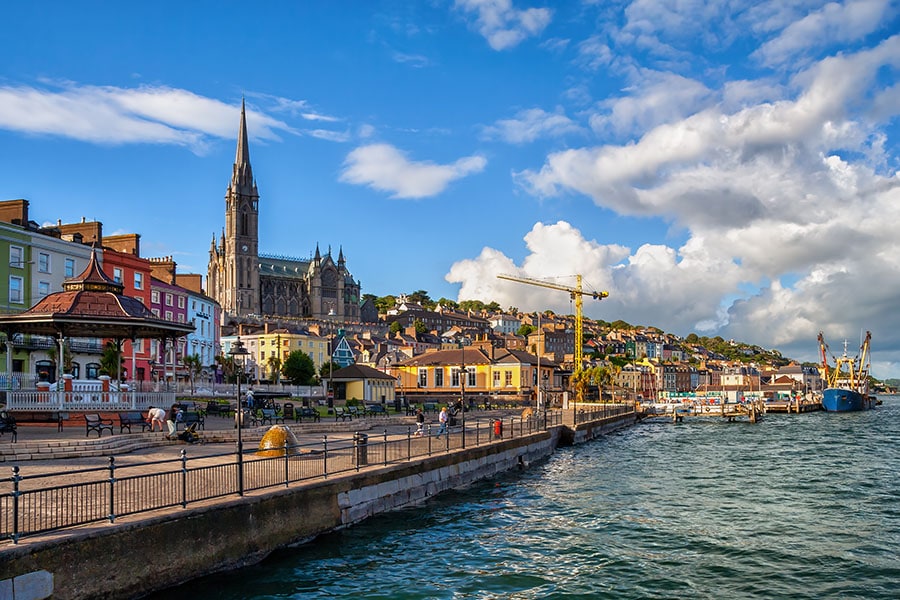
[423,403,438,413]
[347,406,363,419]
[118,411,151,434]
[179,411,205,430]
[7,411,66,431]
[298,407,320,422]
[85,414,114,438]
[250,408,283,427]
[365,404,388,417]
[334,406,353,421]
[0,412,18,443]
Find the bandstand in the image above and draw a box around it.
[0,250,194,413]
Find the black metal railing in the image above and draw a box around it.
[0,411,564,544]
[573,402,636,424]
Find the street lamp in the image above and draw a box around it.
[459,336,466,448]
[229,336,250,496]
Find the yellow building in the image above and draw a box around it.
[228,329,330,382]
[330,364,396,404]
[393,347,556,406]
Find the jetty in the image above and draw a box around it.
[639,400,766,423]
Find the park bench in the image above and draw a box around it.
[365,404,388,417]
[179,411,205,430]
[334,406,353,421]
[0,412,18,443]
[85,414,114,438]
[298,407,320,422]
[250,408,283,427]
[7,410,66,431]
[118,411,151,434]
[423,403,438,413]
[347,406,363,419]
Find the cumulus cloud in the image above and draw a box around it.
[340,143,487,198]
[450,34,900,373]
[455,0,552,50]
[0,82,296,153]
[482,107,582,143]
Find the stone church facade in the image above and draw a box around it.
[207,100,361,322]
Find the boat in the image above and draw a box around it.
[817,331,876,412]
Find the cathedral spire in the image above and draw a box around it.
[338,245,345,265]
[231,97,255,194]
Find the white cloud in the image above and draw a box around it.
[755,0,896,67]
[0,82,296,153]
[482,107,582,144]
[339,143,487,198]
[590,71,712,137]
[455,0,552,50]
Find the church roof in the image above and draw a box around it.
[258,254,311,279]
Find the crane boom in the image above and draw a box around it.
[497,273,608,373]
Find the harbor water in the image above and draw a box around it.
[159,397,899,599]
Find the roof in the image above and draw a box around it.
[331,363,396,381]
[0,250,194,339]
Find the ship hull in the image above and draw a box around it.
[821,388,875,412]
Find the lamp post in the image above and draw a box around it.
[229,336,249,496]
[459,336,466,448]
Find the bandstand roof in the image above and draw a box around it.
[0,250,194,340]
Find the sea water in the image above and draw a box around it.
[158,397,899,599]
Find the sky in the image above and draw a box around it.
[3,1,900,377]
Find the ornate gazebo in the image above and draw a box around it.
[0,249,194,411]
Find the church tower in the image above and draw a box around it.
[210,99,260,317]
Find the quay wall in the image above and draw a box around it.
[0,414,632,600]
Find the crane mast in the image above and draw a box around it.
[497,273,608,373]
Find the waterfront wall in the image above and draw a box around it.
[0,425,573,600]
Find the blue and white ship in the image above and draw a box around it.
[817,331,875,412]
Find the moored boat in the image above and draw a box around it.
[817,331,875,412]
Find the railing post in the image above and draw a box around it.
[283,440,289,487]
[427,425,432,456]
[108,457,116,523]
[180,449,188,508]
[11,466,20,544]
[383,429,388,466]
[322,435,328,478]
[406,426,411,461]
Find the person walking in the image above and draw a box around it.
[436,406,449,438]
[415,408,425,436]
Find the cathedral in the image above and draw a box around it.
[207,100,361,322]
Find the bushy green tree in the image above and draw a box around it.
[282,351,317,385]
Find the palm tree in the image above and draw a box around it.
[267,355,282,385]
[182,353,202,396]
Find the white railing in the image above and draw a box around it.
[4,391,176,412]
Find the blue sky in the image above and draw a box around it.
[3,1,900,377]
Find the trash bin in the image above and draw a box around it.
[493,418,503,439]
[354,432,368,466]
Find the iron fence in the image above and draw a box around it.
[573,402,636,424]
[0,410,562,544]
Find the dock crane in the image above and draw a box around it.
[496,274,608,373]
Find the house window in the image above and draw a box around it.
[65,258,75,277]
[178,296,185,309]
[113,267,123,283]
[435,369,444,387]
[9,246,23,267]
[451,368,460,387]
[9,276,23,304]
[467,367,475,387]
[505,371,513,387]
[38,281,50,297]
[151,290,159,303]
[134,272,143,290]
[177,314,185,323]
[493,371,500,386]
[165,310,173,321]
[418,369,427,387]
[38,253,50,273]
[152,308,160,318]
[165,293,173,306]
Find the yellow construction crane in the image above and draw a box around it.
[497,274,609,373]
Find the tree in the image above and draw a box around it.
[389,320,402,334]
[99,342,124,380]
[182,353,203,395]
[413,319,427,334]
[47,340,73,375]
[266,354,282,384]
[374,294,396,314]
[407,290,435,310]
[436,297,459,310]
[282,351,317,385]
[319,360,339,380]
[517,324,535,337]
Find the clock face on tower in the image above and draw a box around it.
[241,244,248,252]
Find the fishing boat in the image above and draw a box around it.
[817,331,876,412]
